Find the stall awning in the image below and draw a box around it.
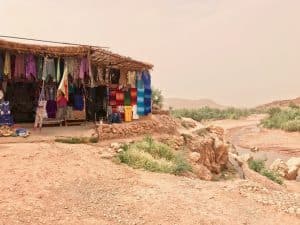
[0,38,154,71]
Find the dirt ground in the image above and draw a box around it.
[207,114,300,157]
[0,117,299,225]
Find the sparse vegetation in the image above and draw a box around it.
[248,159,283,185]
[172,107,252,122]
[55,136,99,144]
[261,107,300,132]
[152,88,164,110]
[117,136,192,175]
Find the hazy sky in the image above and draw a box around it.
[1,0,300,107]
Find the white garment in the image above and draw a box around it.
[132,105,139,120]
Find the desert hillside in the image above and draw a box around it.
[257,97,300,109]
[164,98,225,109]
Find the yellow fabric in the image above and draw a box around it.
[124,106,133,122]
[4,52,11,79]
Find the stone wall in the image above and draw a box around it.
[98,115,178,140]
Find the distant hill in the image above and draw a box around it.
[257,97,300,109]
[164,98,225,110]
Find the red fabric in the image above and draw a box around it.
[130,88,137,106]
[116,90,124,106]
[57,96,68,107]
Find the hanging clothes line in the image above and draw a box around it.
[0,34,109,49]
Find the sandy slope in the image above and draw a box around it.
[0,142,299,225]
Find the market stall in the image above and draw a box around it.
[0,38,153,131]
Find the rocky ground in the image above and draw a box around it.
[0,114,299,224]
[0,142,299,225]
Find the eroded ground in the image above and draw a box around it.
[0,141,299,225]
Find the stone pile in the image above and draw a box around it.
[98,115,177,140]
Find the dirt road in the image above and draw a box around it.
[0,141,299,225]
[208,114,300,157]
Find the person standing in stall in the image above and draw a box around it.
[56,90,68,121]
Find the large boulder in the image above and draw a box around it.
[286,157,300,180]
[269,159,288,178]
[186,126,230,175]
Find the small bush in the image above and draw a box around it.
[55,136,99,144]
[248,159,283,185]
[172,107,253,122]
[248,159,265,173]
[117,136,192,175]
[261,170,283,185]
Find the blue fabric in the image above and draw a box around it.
[0,115,13,126]
[0,101,11,116]
[74,94,84,111]
[108,112,122,123]
[137,73,145,115]
[144,88,152,115]
[142,71,151,89]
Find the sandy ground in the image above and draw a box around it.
[0,116,299,224]
[0,142,299,225]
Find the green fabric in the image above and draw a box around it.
[37,57,43,80]
[124,89,131,106]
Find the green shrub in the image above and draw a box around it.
[261,169,283,185]
[171,107,253,122]
[261,107,300,132]
[248,159,283,185]
[248,159,265,173]
[117,136,192,175]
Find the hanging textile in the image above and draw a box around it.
[130,88,137,106]
[56,58,61,82]
[14,54,25,78]
[37,56,44,80]
[110,68,120,84]
[116,89,124,106]
[42,57,56,82]
[0,53,4,81]
[46,100,57,119]
[136,72,145,115]
[127,71,136,88]
[88,52,95,87]
[142,71,152,115]
[79,57,89,79]
[25,54,37,79]
[109,86,117,106]
[4,52,11,79]
[58,63,69,101]
[124,89,131,106]
[142,70,151,89]
[144,88,152,115]
[119,69,127,86]
[132,105,139,120]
